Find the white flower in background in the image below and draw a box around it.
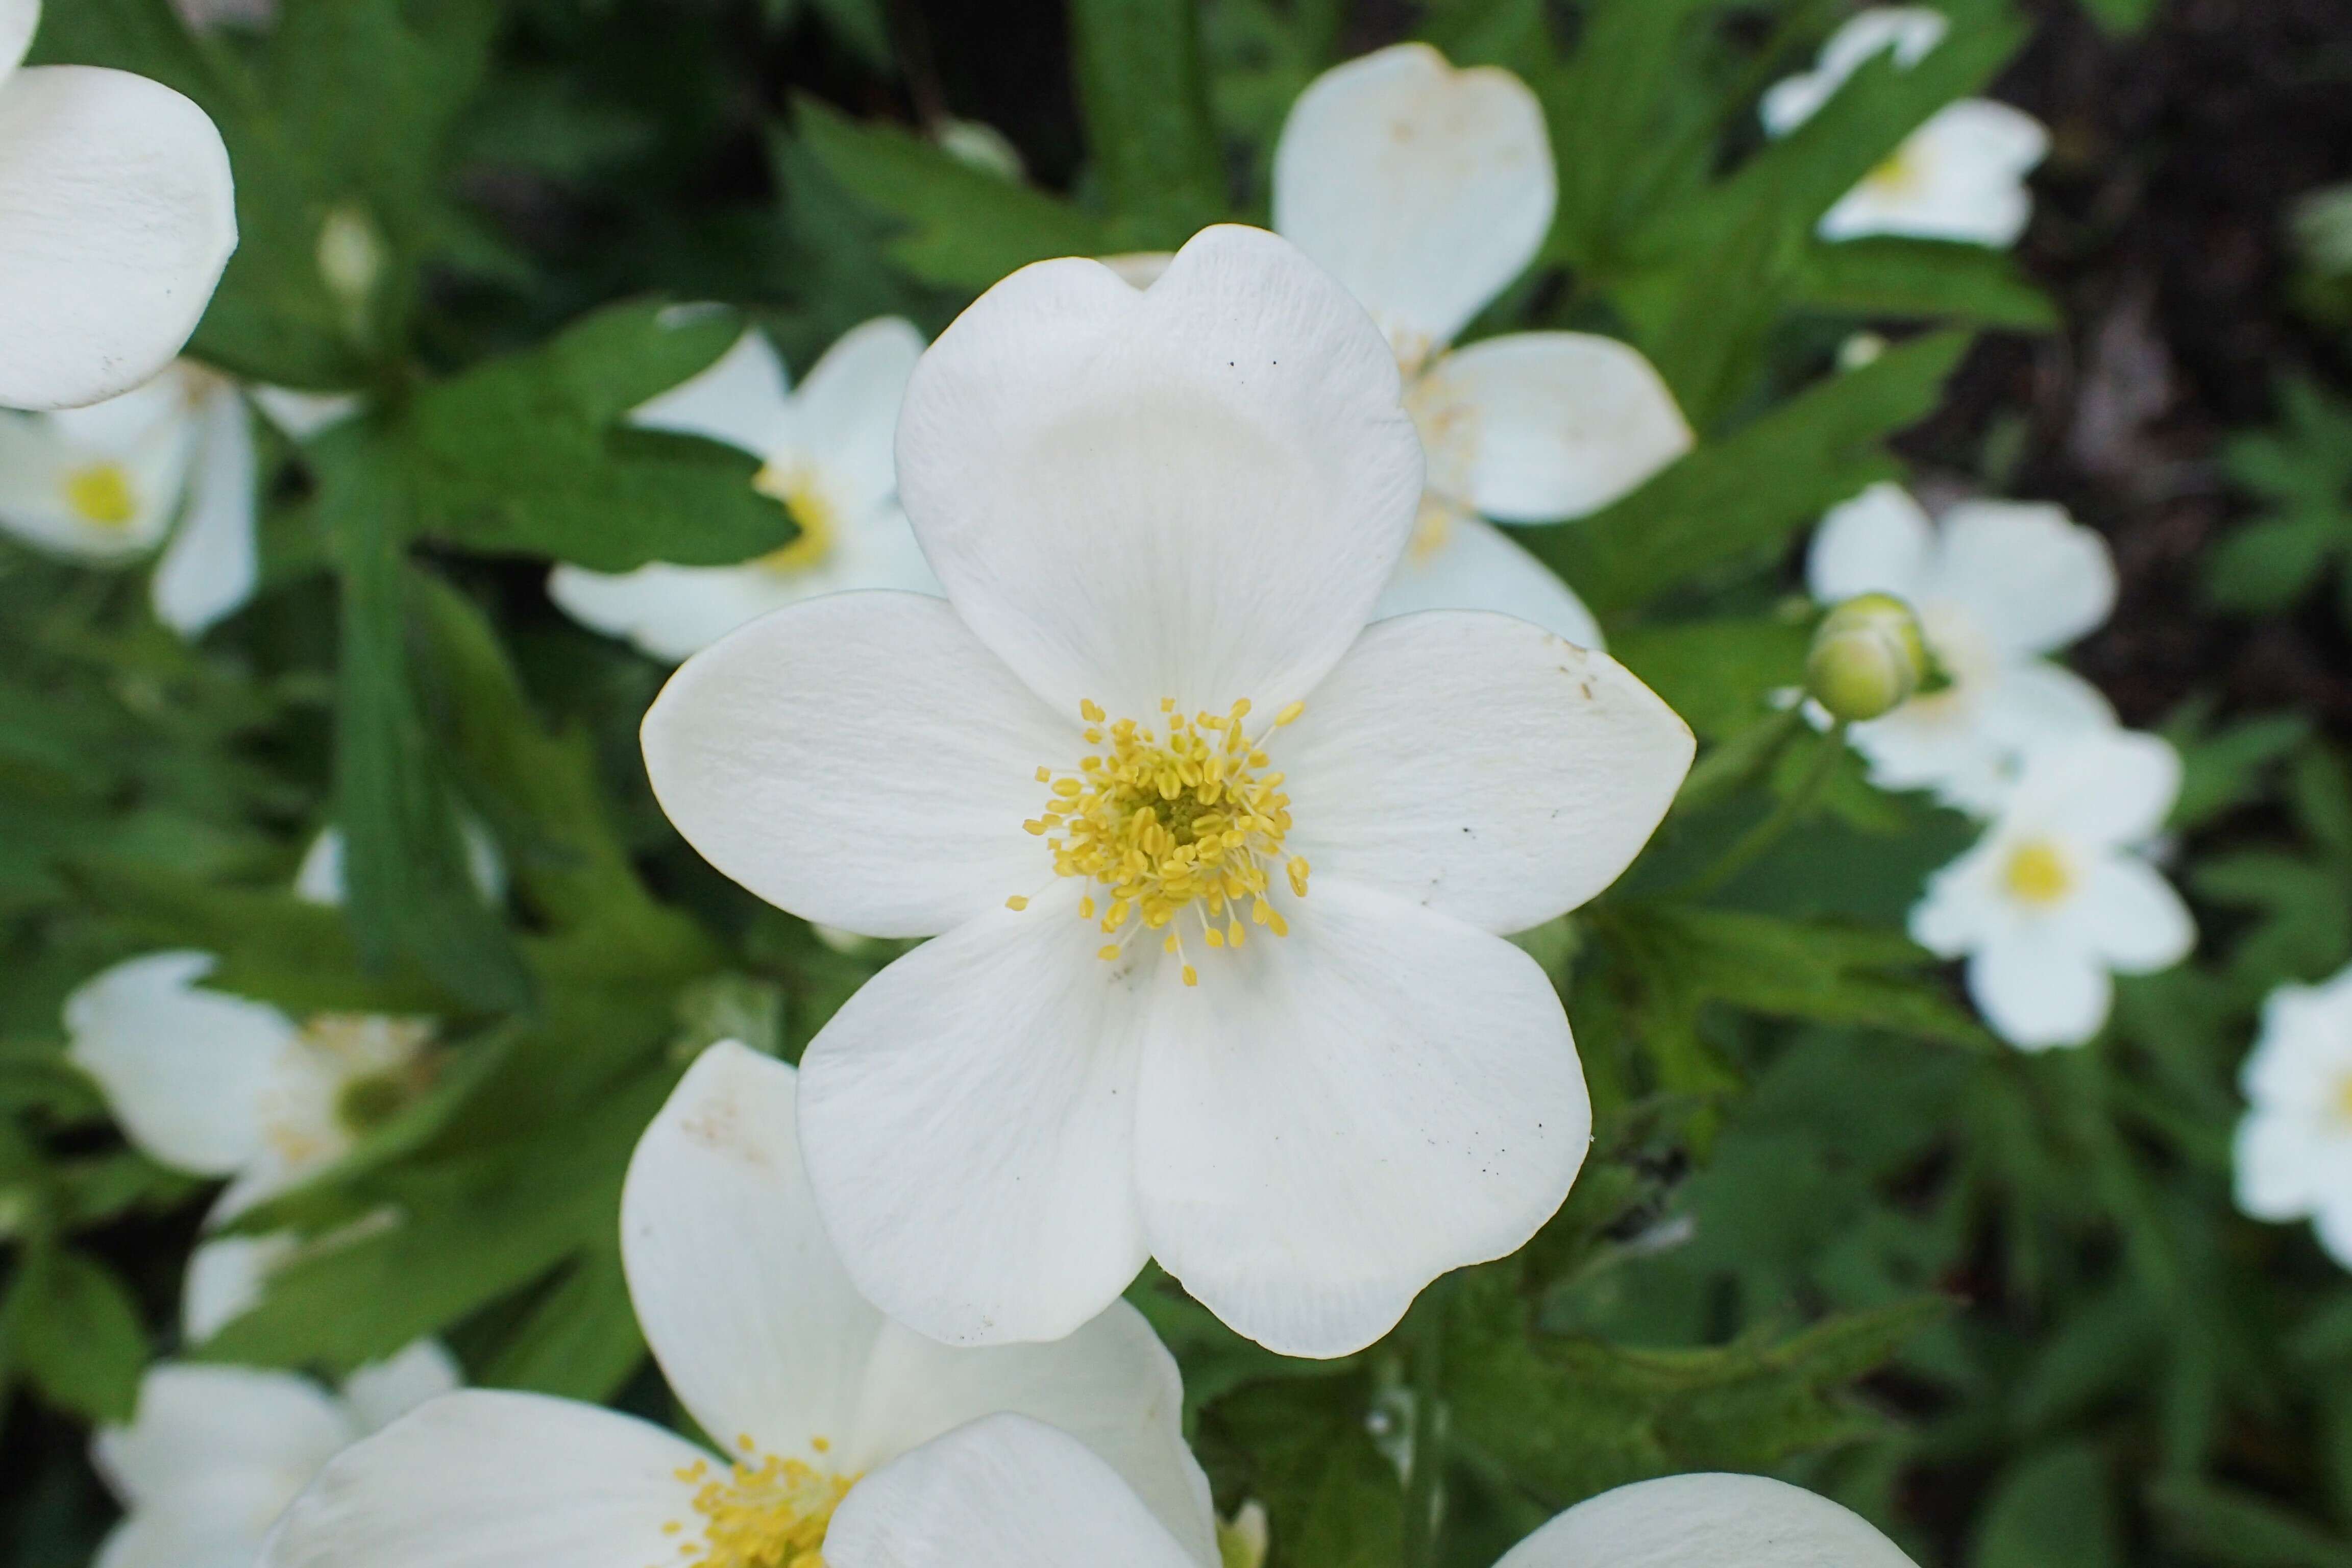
[2234,965,2352,1267]
[1911,728,2194,1049]
[258,1042,1220,1568]
[549,320,939,662]
[1807,482,2118,813]
[1760,7,2050,248]
[93,1342,458,1568]
[0,0,238,410]
[815,1413,1918,1568]
[642,225,1694,1358]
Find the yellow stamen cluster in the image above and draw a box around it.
[662,1438,854,1568]
[2002,840,2073,907]
[752,462,837,574]
[63,462,138,528]
[1013,697,1310,985]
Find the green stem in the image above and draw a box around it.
[1681,721,1848,899]
[1400,1278,1451,1568]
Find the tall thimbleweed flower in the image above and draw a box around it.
[550,320,939,661]
[1761,7,2050,248]
[93,1342,458,1568]
[642,225,1694,1358]
[0,0,238,410]
[2234,965,2352,1267]
[1910,729,2195,1049]
[1807,483,2117,813]
[819,1414,1918,1568]
[258,1043,1219,1568]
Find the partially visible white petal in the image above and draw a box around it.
[1968,934,2112,1049]
[2310,1190,2352,1271]
[65,952,291,1176]
[0,67,237,410]
[1272,44,1554,359]
[2005,729,2180,848]
[1284,612,1692,936]
[182,1230,297,1342]
[292,822,501,908]
[2072,855,2194,974]
[1135,878,1588,1358]
[249,386,363,442]
[627,328,792,457]
[641,591,1074,936]
[2234,1113,2328,1222]
[338,1341,462,1436]
[1820,100,2048,247]
[1373,512,1604,648]
[1759,8,1951,134]
[95,1511,275,1568]
[1907,842,2001,959]
[826,1414,1198,1568]
[1806,483,1934,606]
[895,225,1422,721]
[797,888,1150,1348]
[0,0,33,82]
[1496,1471,1917,1567]
[95,1363,353,1509]
[0,390,196,560]
[152,382,258,634]
[1971,658,2116,756]
[257,1391,704,1568]
[783,316,924,525]
[1930,500,2115,655]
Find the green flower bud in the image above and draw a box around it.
[1806,592,1929,723]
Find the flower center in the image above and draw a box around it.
[666,1441,854,1568]
[1013,697,1309,986]
[2332,1074,2352,1127]
[63,462,139,528]
[752,462,837,574]
[1863,144,1925,198]
[2002,840,2073,906]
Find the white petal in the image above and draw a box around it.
[797,888,1149,1348]
[2234,1113,2327,1223]
[1847,702,2007,812]
[1495,1471,1917,1568]
[1373,512,1604,648]
[1761,8,1951,135]
[96,1512,275,1568]
[1271,44,1554,359]
[826,1414,1198,1568]
[1906,841,2002,959]
[1967,935,2112,1050]
[182,1230,296,1342]
[152,382,258,634]
[783,316,924,525]
[95,1363,353,1509]
[0,0,32,82]
[620,1042,883,1461]
[627,328,792,456]
[2071,855,2194,973]
[1283,611,1692,936]
[1099,252,1172,289]
[0,67,236,410]
[1135,878,1588,1358]
[65,952,290,1176]
[1806,483,1933,606]
[2005,729,2180,848]
[1821,101,2048,247]
[249,386,363,442]
[1929,500,2114,655]
[1971,658,2116,756]
[895,225,1423,721]
[0,389,196,559]
[641,591,1074,936]
[1413,334,1689,522]
[338,1341,462,1436]
[258,1391,703,1568]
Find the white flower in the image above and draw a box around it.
[817,1413,1918,1568]
[641,225,1694,1357]
[0,0,238,410]
[1911,729,2195,1049]
[92,1341,458,1568]
[257,1042,1220,1568]
[1806,483,2118,813]
[2234,965,2352,1267]
[1760,7,2049,248]
[549,320,940,662]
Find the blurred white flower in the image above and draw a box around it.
[1761,7,2049,248]
[293,822,505,910]
[817,1413,1918,1568]
[549,321,939,662]
[1807,482,2117,813]
[2234,965,2352,1266]
[92,1342,458,1568]
[642,225,1692,1358]
[257,1042,1220,1568]
[0,0,238,410]
[1910,729,2195,1049]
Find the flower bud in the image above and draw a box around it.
[1806,592,1929,722]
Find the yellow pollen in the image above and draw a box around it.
[658,1443,854,1568]
[2002,840,2073,906]
[751,463,837,573]
[1863,145,1924,198]
[1004,895,1029,911]
[2334,1075,2352,1125]
[1408,496,1457,562]
[63,462,139,528]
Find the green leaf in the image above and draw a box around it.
[2147,1477,2352,1568]
[2208,517,2342,610]
[476,1246,646,1402]
[1069,0,1228,245]
[805,0,893,69]
[1970,1443,2124,1568]
[1200,1375,1404,1568]
[9,1251,148,1423]
[1609,617,1810,741]
[2162,705,2311,832]
[1796,239,2058,329]
[1539,0,1719,272]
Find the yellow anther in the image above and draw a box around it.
[2002,840,2072,906]
[1097,944,1122,961]
[1204,927,1226,949]
[1183,965,1198,987]
[1005,895,1029,912]
[670,1442,854,1568]
[1081,699,1106,722]
[751,463,839,574]
[1274,701,1304,726]
[63,462,139,528]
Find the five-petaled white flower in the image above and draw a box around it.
[814,1412,1919,1568]
[0,0,238,410]
[641,225,1694,1358]
[549,320,940,662]
[1910,728,2195,1049]
[1761,7,2050,248]
[2234,965,2352,1268]
[257,1042,1220,1568]
[1807,482,2118,813]
[92,1340,458,1568]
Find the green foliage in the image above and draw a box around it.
[2210,379,2352,625]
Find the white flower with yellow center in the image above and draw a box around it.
[549,320,941,662]
[92,1342,458,1568]
[1910,729,2195,1049]
[1807,482,2118,813]
[641,225,1694,1358]
[813,1413,1918,1568]
[0,0,237,410]
[2234,965,2352,1268]
[1761,7,2050,248]
[256,1042,1219,1568]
